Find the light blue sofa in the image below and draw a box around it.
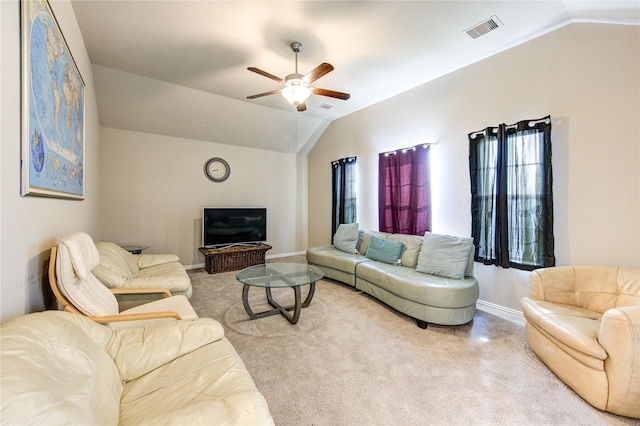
[306,230,479,328]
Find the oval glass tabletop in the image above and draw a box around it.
[236,263,324,288]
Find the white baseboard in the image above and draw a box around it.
[185,263,205,270]
[185,251,305,270]
[476,299,525,327]
[267,251,306,259]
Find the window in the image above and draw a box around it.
[331,157,357,238]
[469,116,554,270]
[378,144,431,235]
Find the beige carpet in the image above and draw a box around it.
[188,257,638,426]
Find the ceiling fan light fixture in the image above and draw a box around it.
[247,40,349,110]
[282,80,311,105]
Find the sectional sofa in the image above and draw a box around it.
[307,225,479,327]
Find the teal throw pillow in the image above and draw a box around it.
[333,223,359,254]
[416,232,473,280]
[365,236,405,265]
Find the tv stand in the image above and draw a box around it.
[199,244,272,274]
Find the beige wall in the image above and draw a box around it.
[99,127,308,266]
[308,23,640,313]
[1,0,101,321]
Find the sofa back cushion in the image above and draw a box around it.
[96,242,140,278]
[416,232,474,280]
[617,268,640,307]
[387,233,423,267]
[0,311,122,425]
[357,230,391,255]
[333,223,360,254]
[57,233,120,317]
[529,266,640,313]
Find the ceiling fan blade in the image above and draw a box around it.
[303,63,334,83]
[312,87,350,100]
[246,89,282,99]
[247,67,284,84]
[296,102,307,112]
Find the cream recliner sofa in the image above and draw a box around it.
[520,266,640,419]
[0,311,274,425]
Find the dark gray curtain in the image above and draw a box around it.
[469,116,554,270]
[378,145,431,235]
[331,157,357,238]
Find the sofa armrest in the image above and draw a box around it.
[599,306,640,418]
[135,253,181,269]
[107,318,225,382]
[90,310,181,324]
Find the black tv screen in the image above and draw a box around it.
[202,208,267,247]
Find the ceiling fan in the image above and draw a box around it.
[247,42,350,112]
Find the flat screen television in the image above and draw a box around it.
[202,207,267,247]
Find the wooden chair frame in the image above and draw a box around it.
[48,246,182,324]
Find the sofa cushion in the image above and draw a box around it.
[520,298,607,361]
[356,261,479,308]
[57,236,120,317]
[416,232,473,280]
[0,312,122,425]
[129,262,192,293]
[107,318,225,381]
[333,223,359,254]
[529,266,640,314]
[306,245,369,275]
[387,233,423,267]
[60,232,101,280]
[357,230,391,255]
[118,337,273,425]
[93,242,192,298]
[135,253,180,269]
[365,236,405,265]
[95,242,139,279]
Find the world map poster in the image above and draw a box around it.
[21,0,85,199]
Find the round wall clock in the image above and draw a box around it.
[204,157,230,182]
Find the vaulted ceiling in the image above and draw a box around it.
[71,1,639,153]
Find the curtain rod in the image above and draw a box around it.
[383,142,435,156]
[331,156,357,166]
[470,117,551,139]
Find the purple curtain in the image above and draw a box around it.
[378,145,431,235]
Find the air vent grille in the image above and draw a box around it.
[320,103,334,110]
[465,16,502,39]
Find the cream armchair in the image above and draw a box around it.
[520,266,640,419]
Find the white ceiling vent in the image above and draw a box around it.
[320,103,334,110]
[465,16,503,39]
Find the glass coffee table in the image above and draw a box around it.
[235,263,324,324]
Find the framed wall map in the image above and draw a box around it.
[21,0,85,199]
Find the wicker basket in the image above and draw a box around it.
[199,244,272,274]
